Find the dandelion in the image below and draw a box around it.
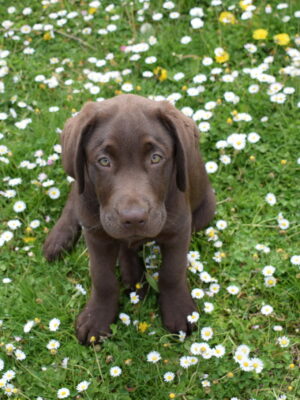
[274,33,290,46]
[147,351,161,363]
[163,372,175,382]
[219,11,236,24]
[253,29,268,40]
[110,366,122,377]
[215,48,229,63]
[57,388,70,399]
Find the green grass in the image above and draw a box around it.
[0,0,300,399]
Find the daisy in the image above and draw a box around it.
[220,154,231,165]
[203,302,214,313]
[2,370,15,381]
[262,265,276,276]
[57,388,70,398]
[23,320,35,333]
[277,336,290,347]
[264,276,277,287]
[212,344,225,358]
[179,356,192,369]
[49,318,61,331]
[216,220,227,230]
[190,342,203,355]
[110,366,122,377]
[47,187,60,199]
[226,285,240,295]
[119,313,131,326]
[290,255,300,265]
[236,344,251,355]
[163,372,175,382]
[13,200,26,213]
[240,358,254,371]
[130,291,140,304]
[15,349,26,361]
[191,288,205,299]
[0,359,4,371]
[201,327,213,341]
[261,305,273,315]
[247,132,261,143]
[251,358,264,373]
[205,161,218,174]
[187,311,199,324]
[265,193,276,206]
[147,351,161,363]
[47,339,60,351]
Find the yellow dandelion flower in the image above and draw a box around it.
[154,67,168,81]
[43,32,53,41]
[219,11,236,24]
[89,7,97,14]
[253,29,268,40]
[274,33,290,46]
[239,0,252,11]
[138,322,150,333]
[215,51,229,64]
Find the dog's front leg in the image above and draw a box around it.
[76,230,119,345]
[158,221,197,335]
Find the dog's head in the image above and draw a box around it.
[61,94,199,240]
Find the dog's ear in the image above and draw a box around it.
[157,101,200,192]
[61,102,100,194]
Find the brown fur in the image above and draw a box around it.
[43,94,215,345]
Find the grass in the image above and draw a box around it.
[0,0,300,399]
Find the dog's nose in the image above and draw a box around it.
[119,208,148,229]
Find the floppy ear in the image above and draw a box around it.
[61,102,100,194]
[157,101,200,192]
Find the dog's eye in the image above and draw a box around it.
[98,157,111,167]
[151,154,162,164]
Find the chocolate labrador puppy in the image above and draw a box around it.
[43,94,215,345]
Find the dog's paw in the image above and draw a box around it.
[159,289,197,335]
[76,302,117,345]
[43,224,81,262]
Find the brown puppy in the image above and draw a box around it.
[43,94,215,345]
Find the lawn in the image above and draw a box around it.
[0,0,300,399]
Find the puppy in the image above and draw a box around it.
[43,94,215,344]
